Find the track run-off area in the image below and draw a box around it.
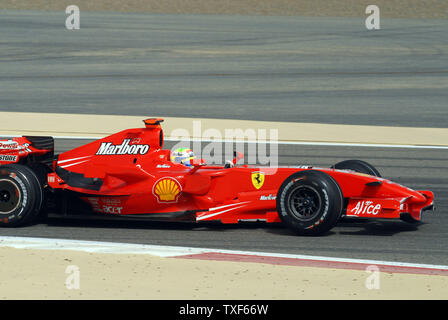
[0,9,447,299]
[1,113,448,299]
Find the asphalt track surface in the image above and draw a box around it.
[1,10,448,127]
[0,139,446,266]
[1,10,447,266]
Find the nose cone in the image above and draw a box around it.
[381,179,430,204]
[403,190,434,222]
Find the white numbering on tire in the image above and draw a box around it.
[305,188,329,229]
[279,180,294,217]
[10,174,27,217]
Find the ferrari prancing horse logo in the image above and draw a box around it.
[251,171,265,190]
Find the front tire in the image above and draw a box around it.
[276,170,343,236]
[0,164,44,227]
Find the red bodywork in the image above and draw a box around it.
[39,119,434,224]
[0,137,51,165]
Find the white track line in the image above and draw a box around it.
[2,134,448,149]
[0,236,205,257]
[170,138,448,149]
[1,236,447,271]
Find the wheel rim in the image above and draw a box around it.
[0,179,21,214]
[287,185,322,221]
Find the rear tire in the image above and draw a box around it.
[333,159,381,177]
[276,170,343,236]
[0,164,44,227]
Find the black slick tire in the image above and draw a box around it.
[333,160,381,177]
[276,170,343,236]
[0,164,44,227]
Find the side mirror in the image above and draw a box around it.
[188,158,206,174]
[232,151,244,165]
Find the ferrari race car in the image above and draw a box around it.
[0,118,435,235]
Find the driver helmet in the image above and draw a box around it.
[171,148,195,167]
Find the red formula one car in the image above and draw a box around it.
[0,118,435,235]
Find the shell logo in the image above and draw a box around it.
[152,177,182,203]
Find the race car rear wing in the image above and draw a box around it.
[0,136,54,166]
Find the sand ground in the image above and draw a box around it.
[2,112,448,146]
[1,0,447,19]
[1,247,447,300]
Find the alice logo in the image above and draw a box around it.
[153,177,182,203]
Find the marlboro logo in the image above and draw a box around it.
[96,139,150,155]
[260,194,276,200]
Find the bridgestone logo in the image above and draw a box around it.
[96,139,150,155]
[0,155,18,162]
